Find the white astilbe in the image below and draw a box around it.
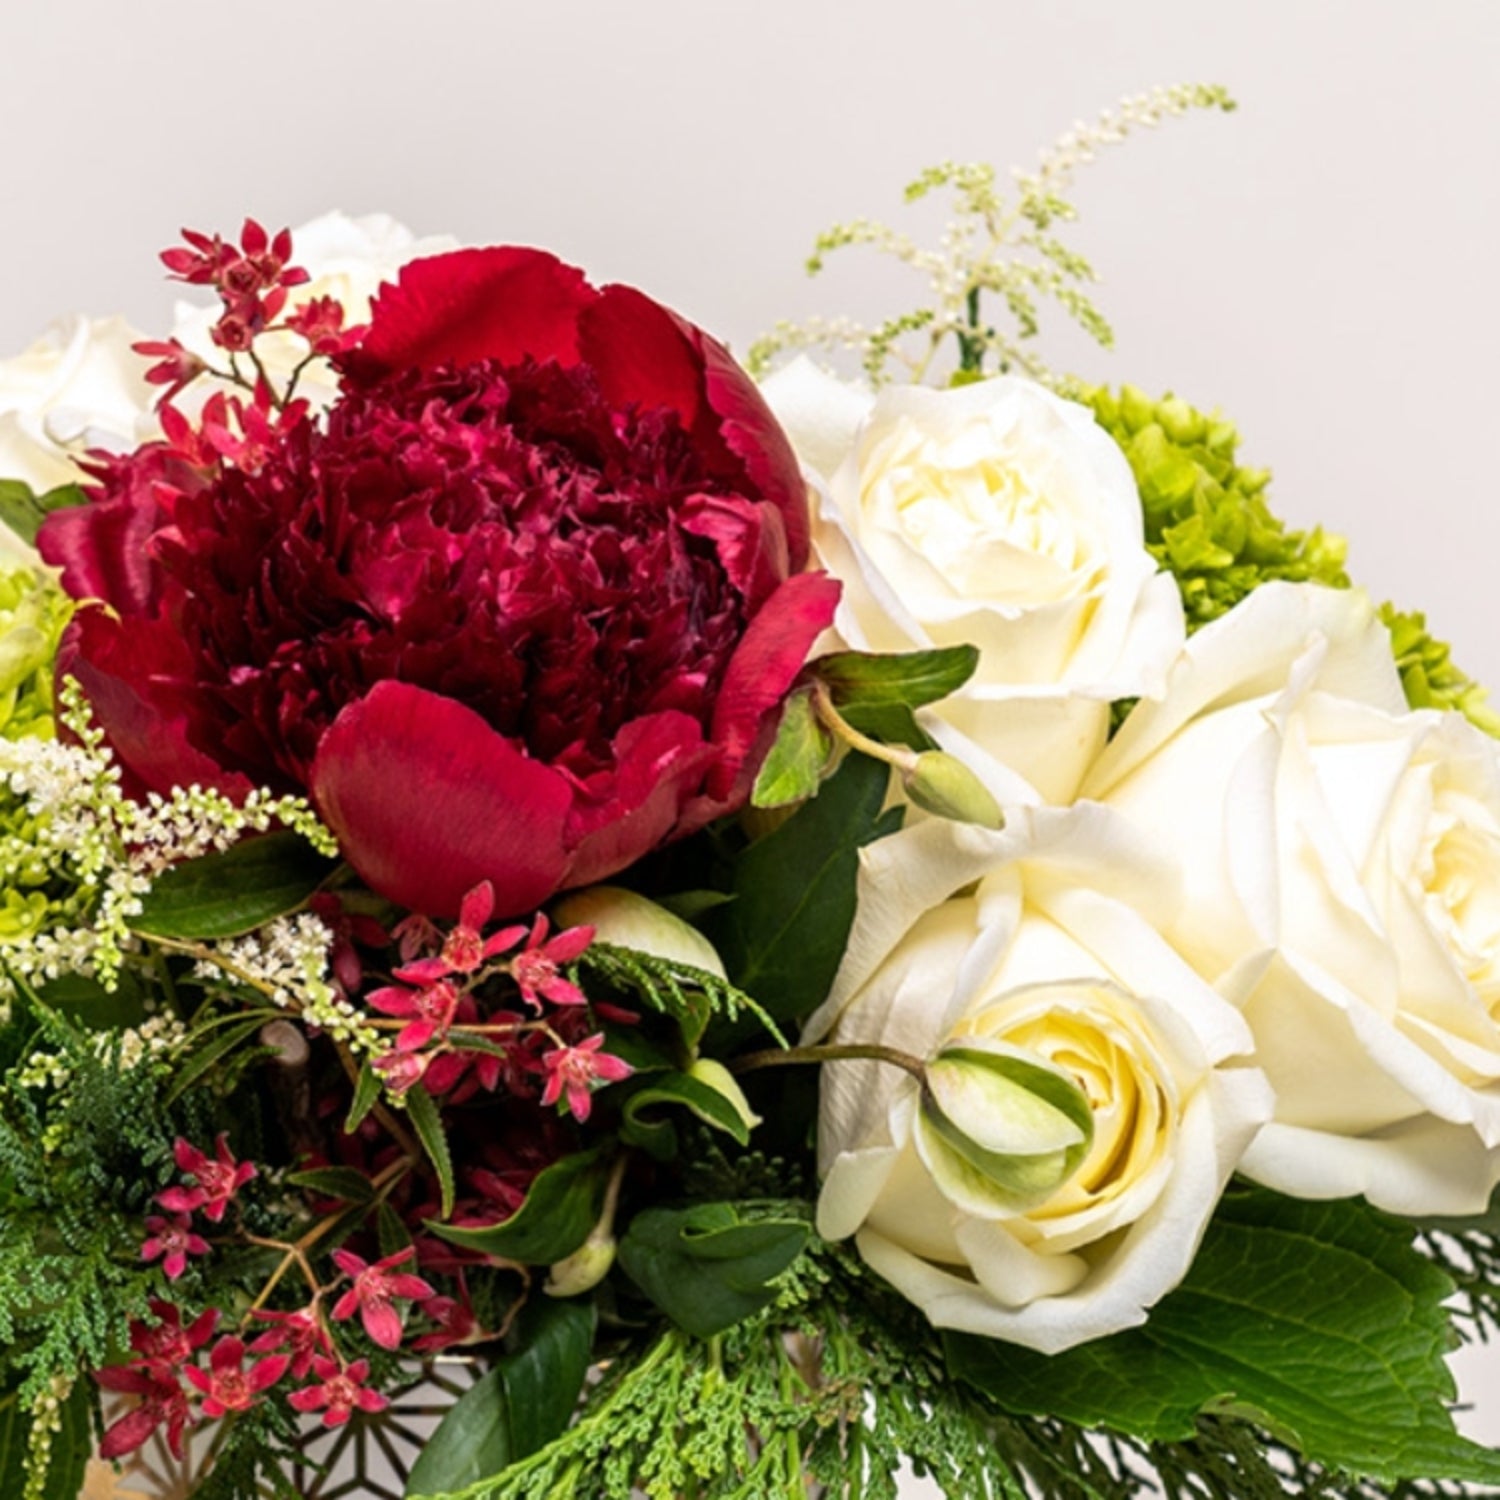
[0,679,338,999]
[192,913,384,1060]
[749,83,1234,386]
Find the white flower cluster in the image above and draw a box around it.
[0,682,336,997]
[192,913,384,1060]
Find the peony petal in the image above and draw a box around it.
[57,609,253,800]
[561,712,717,890]
[37,476,169,618]
[347,247,592,382]
[686,570,840,817]
[310,681,573,919]
[695,327,812,569]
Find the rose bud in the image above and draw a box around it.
[914,1041,1092,1214]
[901,751,1006,830]
[41,247,838,917]
[552,887,727,978]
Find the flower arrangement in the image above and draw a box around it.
[3,86,1500,1500]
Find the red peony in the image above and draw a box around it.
[41,245,837,915]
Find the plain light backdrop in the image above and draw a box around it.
[4,0,1499,1476]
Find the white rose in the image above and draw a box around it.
[809,806,1270,1353]
[172,211,459,411]
[1085,582,1500,1214]
[760,359,1185,802]
[0,313,157,557]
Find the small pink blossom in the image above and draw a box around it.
[95,1364,194,1460]
[140,1214,211,1281]
[157,1133,256,1223]
[249,1306,332,1378]
[288,1356,388,1428]
[330,1247,435,1351]
[367,976,461,1052]
[128,1301,219,1367]
[508,915,594,1010]
[540,1033,632,1123]
[183,1336,289,1418]
[396,881,527,984]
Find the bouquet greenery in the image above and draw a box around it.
[4,86,1500,1500]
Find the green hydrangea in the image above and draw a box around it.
[0,567,72,742]
[1080,385,1500,741]
[1078,384,1350,627]
[1380,603,1500,737]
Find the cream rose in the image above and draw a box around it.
[1085,581,1500,1214]
[0,313,157,563]
[809,807,1270,1353]
[760,359,1185,802]
[172,211,459,411]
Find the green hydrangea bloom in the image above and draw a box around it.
[1080,385,1500,741]
[0,567,72,743]
[1078,383,1350,627]
[1380,603,1500,737]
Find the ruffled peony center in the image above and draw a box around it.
[158,358,765,789]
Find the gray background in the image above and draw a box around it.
[4,0,1498,1472]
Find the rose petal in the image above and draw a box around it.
[310,681,573,918]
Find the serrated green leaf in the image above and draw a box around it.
[428,1150,608,1265]
[164,1014,273,1105]
[287,1165,376,1203]
[132,829,337,939]
[619,1070,751,1160]
[710,752,901,1027]
[752,689,835,809]
[618,1202,810,1338]
[377,1199,414,1260]
[945,1186,1500,1486]
[406,1298,595,1497]
[346,1061,382,1132]
[816,645,979,709]
[406,1084,455,1220]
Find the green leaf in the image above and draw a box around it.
[0,480,86,548]
[710,752,901,1027]
[34,970,147,1031]
[377,1199,414,1260]
[618,1202,810,1338]
[815,645,979,709]
[945,1186,1500,1486]
[287,1165,377,1203]
[428,1150,608,1264]
[0,1379,91,1500]
[619,1070,752,1160]
[406,1298,595,1497]
[752,689,835,809]
[346,1060,382,1132]
[838,700,938,751]
[132,829,337,939]
[406,1084,455,1220]
[164,1014,274,1105]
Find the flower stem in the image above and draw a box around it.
[809,681,917,774]
[730,1043,926,1083]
